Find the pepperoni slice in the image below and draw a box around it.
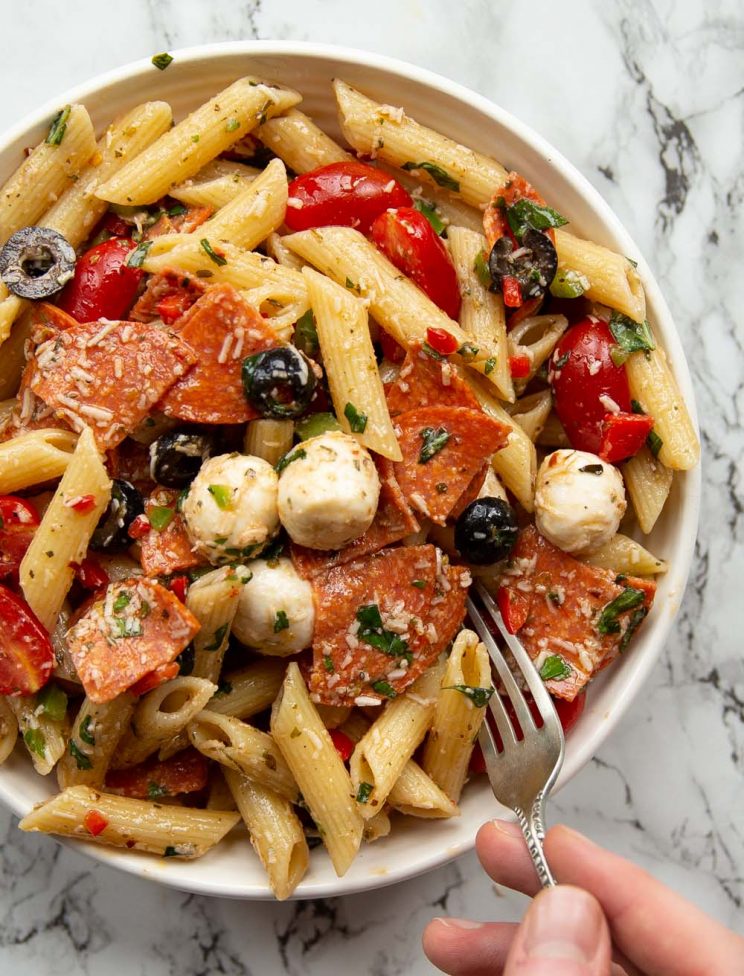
[105,748,209,798]
[138,488,202,577]
[385,343,480,417]
[131,270,208,324]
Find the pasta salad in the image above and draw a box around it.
[0,71,698,899]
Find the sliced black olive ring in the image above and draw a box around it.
[454,496,519,565]
[0,226,76,299]
[488,228,558,303]
[150,430,214,489]
[90,479,144,552]
[242,345,317,419]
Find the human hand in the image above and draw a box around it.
[423,820,744,975]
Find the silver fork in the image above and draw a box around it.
[467,581,565,888]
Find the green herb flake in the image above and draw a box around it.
[597,586,646,636]
[207,484,233,510]
[473,250,492,288]
[323,655,335,674]
[46,105,71,146]
[422,341,444,361]
[275,447,307,474]
[609,311,655,358]
[356,782,374,804]
[113,591,132,614]
[411,579,427,589]
[579,463,604,475]
[69,739,92,770]
[23,728,46,759]
[647,429,663,458]
[413,198,446,236]
[444,684,494,707]
[127,241,151,268]
[163,845,178,857]
[630,399,645,414]
[200,238,227,266]
[225,118,241,133]
[419,426,450,463]
[205,623,229,651]
[484,356,497,375]
[356,603,411,660]
[167,204,188,217]
[402,160,460,192]
[626,256,639,268]
[293,309,319,357]
[435,482,448,493]
[550,268,589,299]
[344,402,368,433]
[506,198,568,241]
[36,683,68,723]
[151,52,174,71]
[344,276,360,293]
[371,680,397,699]
[79,715,96,746]
[538,655,572,682]
[111,616,143,640]
[148,505,175,532]
[147,782,168,799]
[290,727,302,739]
[274,610,290,633]
[457,342,479,360]
[553,351,570,371]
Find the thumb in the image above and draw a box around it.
[504,885,612,975]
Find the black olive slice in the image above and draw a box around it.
[149,430,213,489]
[90,479,144,552]
[488,229,558,302]
[0,226,76,299]
[454,497,519,565]
[242,346,317,419]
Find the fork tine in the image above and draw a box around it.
[475,582,560,728]
[468,597,538,735]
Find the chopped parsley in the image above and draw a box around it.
[419,426,450,463]
[647,429,663,457]
[225,118,241,133]
[207,484,233,510]
[275,447,306,474]
[505,199,568,241]
[457,342,479,360]
[127,241,151,268]
[444,684,494,707]
[163,846,178,857]
[293,309,319,358]
[402,160,460,192]
[413,198,446,236]
[484,356,497,375]
[538,655,572,681]
[23,728,46,759]
[619,607,649,651]
[344,402,368,433]
[46,106,71,146]
[473,250,492,288]
[422,341,445,361]
[597,586,646,635]
[148,506,175,531]
[167,204,187,217]
[205,623,229,651]
[609,311,655,365]
[79,715,96,746]
[323,655,335,673]
[112,616,143,639]
[371,680,397,699]
[344,276,360,293]
[553,351,570,370]
[200,238,227,266]
[151,52,174,71]
[69,739,92,770]
[356,782,374,804]
[147,782,168,799]
[411,579,427,589]
[274,610,290,633]
[356,604,411,661]
[113,592,132,614]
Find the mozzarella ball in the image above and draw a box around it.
[277,431,380,550]
[231,557,314,656]
[534,449,626,554]
[182,453,279,564]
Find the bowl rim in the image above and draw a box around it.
[0,39,701,900]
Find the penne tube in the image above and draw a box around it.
[19,785,239,858]
[0,696,18,765]
[57,694,136,790]
[388,759,459,818]
[536,411,571,449]
[505,390,554,443]
[554,229,646,324]
[0,428,78,493]
[265,232,306,272]
[316,704,352,730]
[0,305,34,396]
[0,104,97,246]
[188,710,297,801]
[206,768,238,811]
[349,661,445,820]
[623,446,675,534]
[224,768,309,900]
[507,314,568,393]
[271,663,363,876]
[206,659,288,721]
[448,225,513,401]
[334,80,508,208]
[259,109,352,173]
[362,806,393,843]
[186,565,247,684]
[19,427,111,632]
[303,266,401,460]
[422,629,491,802]
[170,159,261,209]
[581,533,667,576]
[243,418,294,466]
[7,695,67,776]
[96,78,300,205]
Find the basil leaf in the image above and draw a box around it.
[597,587,646,635]
[69,739,92,770]
[402,161,460,192]
[79,715,96,746]
[344,402,368,433]
[356,603,383,630]
[36,684,68,723]
[205,623,228,651]
[356,782,373,804]
[151,52,174,71]
[609,311,655,356]
[274,610,290,633]
[148,506,174,532]
[275,447,306,474]
[506,198,568,240]
[356,604,411,660]
[46,106,71,146]
[413,198,446,236]
[200,238,227,266]
[445,684,494,708]
[293,309,319,358]
[207,484,233,510]
[127,241,151,268]
[371,680,397,699]
[419,426,450,463]
[538,655,572,682]
[579,464,604,475]
[619,607,648,651]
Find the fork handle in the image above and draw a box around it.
[517,794,556,888]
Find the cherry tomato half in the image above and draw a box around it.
[0,584,54,695]
[549,317,631,455]
[0,496,39,581]
[284,161,412,235]
[370,207,461,319]
[0,497,39,527]
[57,237,143,323]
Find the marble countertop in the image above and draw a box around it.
[0,1,742,972]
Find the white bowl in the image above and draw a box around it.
[0,41,700,899]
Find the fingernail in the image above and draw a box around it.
[489,818,522,839]
[434,917,485,930]
[523,887,604,961]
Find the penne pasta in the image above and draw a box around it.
[0,428,78,493]
[0,306,34,397]
[7,695,67,776]
[19,427,111,632]
[271,663,363,876]
[536,411,571,449]
[623,446,675,534]
[505,390,554,443]
[96,78,300,205]
[384,165,484,234]
[554,229,646,324]
[57,694,135,790]
[243,418,295,465]
[507,314,568,392]
[362,806,393,842]
[206,660,288,721]
[581,533,667,576]
[303,266,401,460]
[334,80,508,208]
[19,785,239,858]
[0,697,18,765]
[186,566,247,684]
[170,159,261,209]
[388,759,459,818]
[264,232,306,272]
[259,109,352,173]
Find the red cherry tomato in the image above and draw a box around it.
[509,353,531,378]
[71,556,109,591]
[0,584,54,695]
[98,212,132,238]
[83,810,109,836]
[156,293,192,326]
[329,728,355,763]
[549,317,631,455]
[0,497,39,527]
[426,327,459,356]
[57,237,143,323]
[497,586,530,635]
[553,691,586,734]
[370,207,461,319]
[0,496,40,581]
[284,161,412,235]
[599,411,655,463]
[469,741,487,774]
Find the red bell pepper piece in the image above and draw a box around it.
[501,275,523,308]
[83,810,109,836]
[598,411,654,463]
[329,728,355,763]
[496,586,530,635]
[425,326,459,356]
[509,354,531,378]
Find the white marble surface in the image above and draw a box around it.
[0,1,742,972]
